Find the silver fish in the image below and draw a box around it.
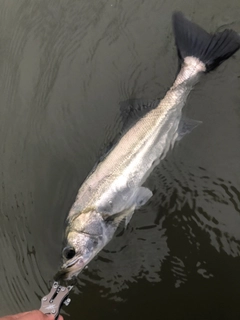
[59,12,240,279]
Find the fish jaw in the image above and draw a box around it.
[60,255,88,280]
[60,211,117,280]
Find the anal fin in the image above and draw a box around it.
[177,118,202,141]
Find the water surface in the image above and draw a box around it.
[0,1,240,319]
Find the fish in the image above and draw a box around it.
[59,12,240,280]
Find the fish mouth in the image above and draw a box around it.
[62,255,86,270]
[59,256,88,280]
[63,257,81,269]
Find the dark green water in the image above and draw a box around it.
[0,1,240,319]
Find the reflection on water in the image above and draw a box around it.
[0,0,240,319]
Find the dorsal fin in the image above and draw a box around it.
[96,98,161,164]
[119,98,160,134]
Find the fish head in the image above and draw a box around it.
[60,210,107,280]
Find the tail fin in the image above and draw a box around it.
[172,12,240,72]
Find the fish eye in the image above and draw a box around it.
[63,246,76,260]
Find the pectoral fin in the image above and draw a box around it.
[101,186,153,223]
[124,187,152,227]
[135,187,153,208]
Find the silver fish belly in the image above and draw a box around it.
[59,12,240,280]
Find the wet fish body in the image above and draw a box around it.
[60,12,240,279]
